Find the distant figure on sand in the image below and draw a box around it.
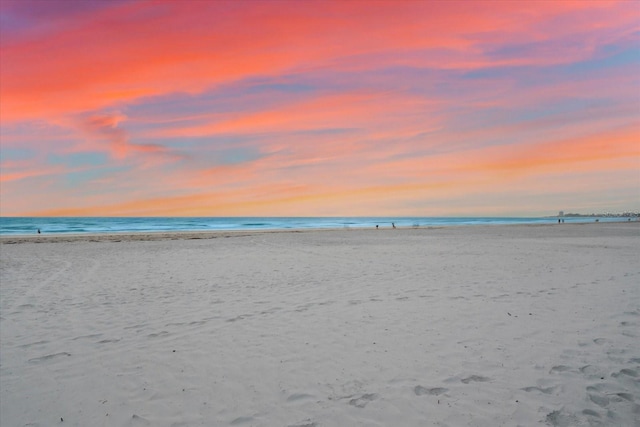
[392,222,396,229]
[37,228,41,234]
[376,225,379,229]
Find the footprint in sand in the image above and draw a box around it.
[124,324,147,330]
[582,409,601,419]
[18,340,49,348]
[549,365,572,374]
[286,393,315,403]
[461,375,490,384]
[612,368,638,378]
[579,365,599,375]
[588,393,610,408]
[414,386,448,396]
[72,333,102,341]
[129,414,152,426]
[230,416,254,425]
[28,352,71,363]
[146,331,169,338]
[614,392,634,402]
[545,409,579,427]
[348,393,378,408]
[97,338,121,344]
[521,386,558,395]
[287,421,317,427]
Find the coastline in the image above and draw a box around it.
[1,220,637,244]
[2,221,639,426]
[3,215,636,238]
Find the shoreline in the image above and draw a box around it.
[1,220,637,244]
[3,216,637,241]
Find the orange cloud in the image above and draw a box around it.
[0,164,66,183]
[461,125,640,176]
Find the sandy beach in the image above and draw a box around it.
[1,222,639,427]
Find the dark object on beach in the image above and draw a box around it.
[37,228,41,234]
[392,222,396,229]
[376,225,379,229]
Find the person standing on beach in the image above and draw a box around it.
[392,222,396,228]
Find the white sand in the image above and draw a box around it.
[1,223,639,427]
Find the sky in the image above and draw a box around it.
[1,0,639,217]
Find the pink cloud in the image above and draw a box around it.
[1,1,638,216]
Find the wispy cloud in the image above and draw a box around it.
[77,112,172,160]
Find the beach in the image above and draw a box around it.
[1,222,639,427]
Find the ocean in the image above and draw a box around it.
[0,216,627,236]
